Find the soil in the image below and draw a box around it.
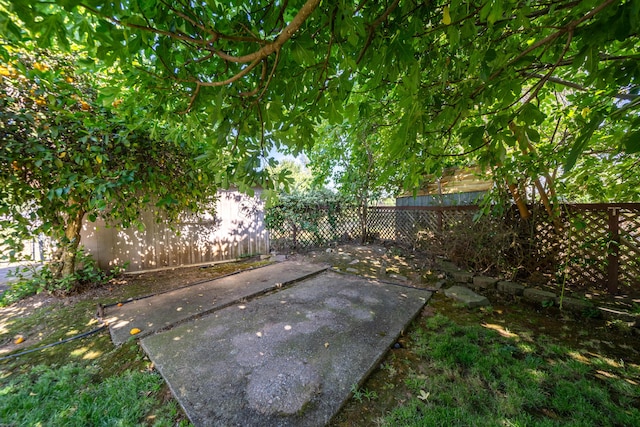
[2,245,639,425]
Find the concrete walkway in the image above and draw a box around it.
[105,261,328,346]
[141,271,431,426]
[105,261,432,425]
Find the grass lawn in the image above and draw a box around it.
[2,249,639,426]
[1,260,268,426]
[333,292,640,426]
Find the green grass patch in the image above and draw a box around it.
[0,260,269,426]
[0,363,182,426]
[382,314,640,427]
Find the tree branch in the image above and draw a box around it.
[213,0,321,63]
[80,3,215,46]
[238,60,268,97]
[524,73,639,100]
[527,29,574,103]
[160,0,219,39]
[186,58,262,87]
[357,0,400,64]
[179,83,201,114]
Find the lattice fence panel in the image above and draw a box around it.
[440,209,476,232]
[367,208,398,241]
[369,208,480,246]
[267,203,640,294]
[396,210,435,245]
[619,208,640,290]
[268,221,296,252]
[563,208,609,288]
[268,207,361,251]
[531,213,564,264]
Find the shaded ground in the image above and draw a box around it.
[1,259,270,360]
[2,246,639,426]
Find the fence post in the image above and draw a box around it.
[292,223,298,249]
[607,207,620,295]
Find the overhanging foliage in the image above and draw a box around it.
[1,0,636,199]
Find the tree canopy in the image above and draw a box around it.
[0,46,217,285]
[1,0,638,203]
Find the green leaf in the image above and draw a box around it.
[564,112,604,172]
[525,128,540,143]
[519,103,546,126]
[621,130,640,154]
[572,219,587,231]
[446,26,460,48]
[461,126,486,148]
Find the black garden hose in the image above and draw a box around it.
[0,323,107,362]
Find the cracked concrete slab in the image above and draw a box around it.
[105,261,327,346]
[141,271,431,426]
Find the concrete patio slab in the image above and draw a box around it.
[141,271,431,426]
[105,261,327,346]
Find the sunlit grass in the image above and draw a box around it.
[381,314,640,426]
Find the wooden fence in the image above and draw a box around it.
[82,190,269,272]
[267,203,640,295]
[551,204,640,295]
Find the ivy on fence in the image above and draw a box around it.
[265,191,358,250]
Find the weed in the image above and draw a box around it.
[380,362,397,377]
[582,306,602,319]
[350,384,378,403]
[607,319,633,334]
[364,389,378,401]
[480,305,495,314]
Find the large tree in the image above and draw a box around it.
[2,0,638,203]
[0,47,217,285]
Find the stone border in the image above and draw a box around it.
[437,260,639,325]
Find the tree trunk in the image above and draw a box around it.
[360,144,374,244]
[507,181,531,220]
[509,121,562,231]
[360,202,368,244]
[52,208,85,279]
